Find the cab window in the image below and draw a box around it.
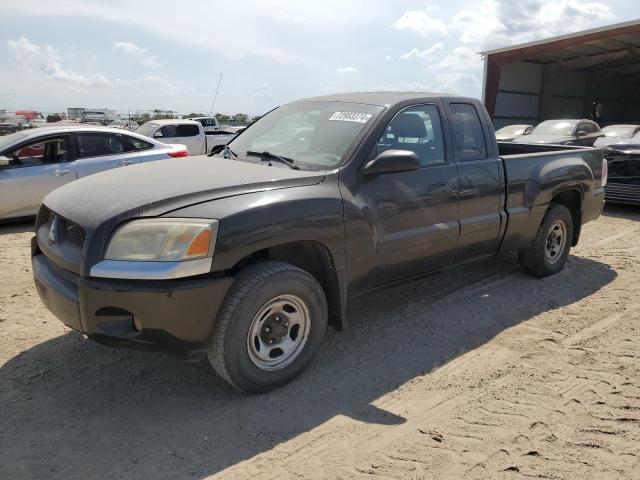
[177,124,200,137]
[375,104,445,167]
[449,103,487,161]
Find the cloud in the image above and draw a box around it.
[7,37,111,87]
[273,13,309,23]
[436,46,482,70]
[112,41,162,68]
[434,73,481,96]
[254,83,275,100]
[385,55,392,61]
[337,66,358,74]
[5,37,184,97]
[392,10,447,37]
[400,43,444,60]
[453,0,615,50]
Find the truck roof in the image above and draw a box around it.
[297,91,459,107]
[145,119,200,125]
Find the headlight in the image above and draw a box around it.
[105,219,218,262]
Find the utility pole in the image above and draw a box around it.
[209,73,223,116]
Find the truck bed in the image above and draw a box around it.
[497,142,605,254]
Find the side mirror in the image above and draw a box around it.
[153,131,163,138]
[362,149,420,176]
[0,155,10,170]
[576,130,588,137]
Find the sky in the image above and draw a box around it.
[1,0,638,115]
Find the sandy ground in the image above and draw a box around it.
[1,206,639,480]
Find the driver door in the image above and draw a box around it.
[351,104,460,289]
[0,134,76,219]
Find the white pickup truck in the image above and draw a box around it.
[136,119,237,155]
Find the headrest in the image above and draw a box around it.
[390,113,427,138]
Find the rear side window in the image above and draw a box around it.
[177,124,200,137]
[77,133,126,158]
[450,103,487,162]
[124,136,153,151]
[584,123,599,133]
[198,118,217,127]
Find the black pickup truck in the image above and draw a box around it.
[32,92,606,392]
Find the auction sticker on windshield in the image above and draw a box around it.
[329,112,373,123]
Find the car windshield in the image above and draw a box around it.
[531,120,577,136]
[497,125,528,135]
[136,122,159,137]
[602,125,638,138]
[0,131,29,151]
[224,101,384,170]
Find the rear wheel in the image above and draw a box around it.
[208,261,327,393]
[519,204,573,277]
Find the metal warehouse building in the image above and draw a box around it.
[482,19,640,129]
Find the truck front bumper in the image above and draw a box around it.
[32,249,233,361]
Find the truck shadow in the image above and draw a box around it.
[1,255,616,479]
[601,203,640,220]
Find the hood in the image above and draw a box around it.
[43,155,325,229]
[496,134,518,141]
[595,137,637,148]
[513,134,574,144]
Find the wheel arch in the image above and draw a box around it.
[549,188,582,246]
[226,240,347,330]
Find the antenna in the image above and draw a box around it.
[209,73,223,116]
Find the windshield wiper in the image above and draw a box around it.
[246,150,299,170]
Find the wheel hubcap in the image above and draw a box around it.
[544,219,567,264]
[247,294,311,371]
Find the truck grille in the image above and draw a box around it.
[60,217,86,248]
[39,206,87,248]
[605,182,640,206]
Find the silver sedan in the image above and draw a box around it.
[0,125,189,221]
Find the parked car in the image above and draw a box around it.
[32,92,605,392]
[601,132,640,205]
[495,124,533,142]
[136,119,236,155]
[108,119,140,131]
[0,126,189,221]
[514,119,603,146]
[0,121,22,136]
[189,116,221,133]
[594,124,640,148]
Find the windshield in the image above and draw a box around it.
[602,125,638,138]
[225,101,384,170]
[497,125,528,135]
[0,131,29,151]
[531,120,577,136]
[136,122,159,138]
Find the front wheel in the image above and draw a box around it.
[208,261,327,393]
[519,204,574,277]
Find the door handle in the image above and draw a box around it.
[119,160,133,166]
[459,188,479,198]
[51,169,70,176]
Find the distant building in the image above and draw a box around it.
[15,110,42,121]
[67,107,117,123]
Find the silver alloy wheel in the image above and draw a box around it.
[246,294,311,371]
[545,219,567,264]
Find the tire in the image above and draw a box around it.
[208,261,328,393]
[519,203,573,277]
